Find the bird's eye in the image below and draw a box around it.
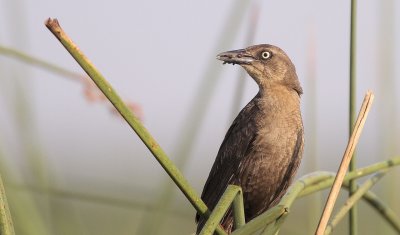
[261,51,271,60]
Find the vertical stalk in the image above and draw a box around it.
[136,1,251,234]
[377,1,397,233]
[349,0,358,234]
[304,26,320,234]
[199,185,243,235]
[0,174,15,235]
[230,1,260,118]
[232,188,245,229]
[315,92,374,235]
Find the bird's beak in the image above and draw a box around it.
[216,49,255,65]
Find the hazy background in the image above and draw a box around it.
[0,0,399,234]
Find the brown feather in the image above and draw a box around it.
[196,44,304,234]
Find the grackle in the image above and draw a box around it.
[196,44,304,234]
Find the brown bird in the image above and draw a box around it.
[195,44,304,234]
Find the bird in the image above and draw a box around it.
[195,44,304,234]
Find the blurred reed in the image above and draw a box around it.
[377,1,399,234]
[136,1,252,234]
[0,172,15,235]
[0,0,55,233]
[303,25,321,234]
[230,1,260,118]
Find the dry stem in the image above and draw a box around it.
[315,91,374,235]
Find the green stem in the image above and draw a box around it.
[300,167,400,233]
[230,3,259,117]
[231,206,286,235]
[44,18,225,235]
[0,174,15,235]
[232,187,246,229]
[232,173,333,235]
[260,211,288,235]
[199,185,243,235]
[0,44,82,80]
[231,157,400,235]
[8,183,191,218]
[349,0,358,234]
[325,171,387,234]
[300,157,400,197]
[137,2,252,233]
[355,186,400,232]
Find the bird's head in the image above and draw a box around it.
[217,44,302,95]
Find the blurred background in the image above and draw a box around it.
[0,0,399,234]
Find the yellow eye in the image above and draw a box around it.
[261,51,271,59]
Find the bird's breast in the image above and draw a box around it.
[238,96,303,218]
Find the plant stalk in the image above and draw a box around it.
[349,0,358,234]
[44,18,226,235]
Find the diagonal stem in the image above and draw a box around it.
[229,156,400,235]
[315,91,374,235]
[199,185,243,235]
[299,157,400,197]
[325,171,387,234]
[231,206,286,235]
[44,18,226,235]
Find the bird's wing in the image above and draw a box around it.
[196,99,259,223]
